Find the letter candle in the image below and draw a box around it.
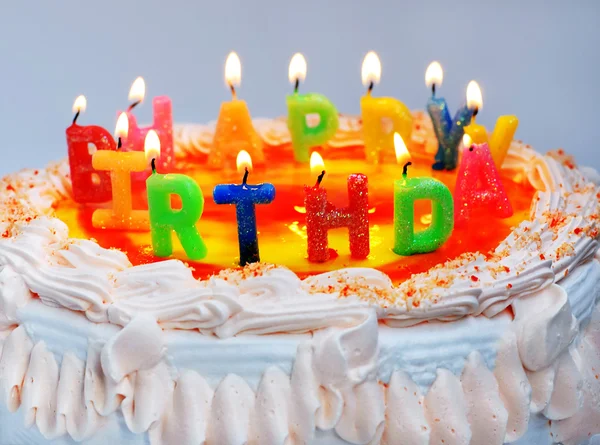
[91,113,150,230]
[287,53,339,163]
[463,81,519,168]
[454,134,513,227]
[425,62,475,171]
[209,52,265,169]
[360,51,413,164]
[213,150,276,266]
[66,95,114,203]
[392,133,454,256]
[146,130,208,260]
[304,152,369,262]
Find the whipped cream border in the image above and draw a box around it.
[0,113,597,335]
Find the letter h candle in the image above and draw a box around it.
[304,153,369,262]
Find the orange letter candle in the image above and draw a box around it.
[91,113,150,231]
[454,135,513,227]
[463,81,519,169]
[360,51,413,164]
[209,52,264,170]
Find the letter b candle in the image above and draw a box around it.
[304,166,369,262]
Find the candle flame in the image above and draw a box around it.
[425,61,443,88]
[128,77,146,102]
[288,53,307,84]
[236,150,252,173]
[361,51,381,87]
[462,134,472,148]
[72,95,87,113]
[310,151,325,176]
[394,132,411,165]
[466,80,483,110]
[115,112,129,139]
[144,130,161,162]
[225,52,242,88]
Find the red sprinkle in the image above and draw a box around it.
[540,254,546,260]
[470,275,479,282]
[507,283,513,289]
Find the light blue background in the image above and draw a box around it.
[1,0,598,175]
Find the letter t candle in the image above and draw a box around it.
[304,152,369,262]
[213,151,276,266]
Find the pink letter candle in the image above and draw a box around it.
[454,135,513,227]
[304,152,369,262]
[65,95,113,203]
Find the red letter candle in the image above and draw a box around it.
[209,52,265,170]
[304,152,369,262]
[454,134,513,227]
[65,95,113,203]
[120,77,174,189]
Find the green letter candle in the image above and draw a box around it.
[145,131,207,260]
[393,134,454,256]
[286,53,339,163]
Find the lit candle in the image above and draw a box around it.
[287,53,339,163]
[425,62,475,171]
[360,51,413,164]
[454,134,513,227]
[146,130,208,260]
[393,133,454,256]
[304,152,369,262]
[120,77,175,187]
[463,81,519,168]
[91,113,150,230]
[209,52,265,169]
[65,95,114,203]
[213,150,275,266]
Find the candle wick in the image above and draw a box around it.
[72,110,80,125]
[128,100,141,112]
[294,78,299,94]
[472,107,479,119]
[315,170,326,187]
[367,81,374,95]
[117,137,122,150]
[402,161,412,178]
[151,158,157,173]
[242,167,249,185]
[432,84,436,97]
[230,83,237,100]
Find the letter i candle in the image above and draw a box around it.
[213,151,276,266]
[304,152,369,262]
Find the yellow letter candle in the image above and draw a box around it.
[286,53,339,163]
[209,52,265,170]
[360,51,413,164]
[463,81,519,168]
[146,131,207,260]
[91,113,150,231]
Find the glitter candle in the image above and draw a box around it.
[393,133,454,256]
[91,113,150,231]
[304,152,369,263]
[425,62,475,171]
[454,135,513,227]
[209,52,265,170]
[145,131,207,260]
[462,82,519,168]
[287,53,339,163]
[212,150,276,266]
[66,95,114,203]
[360,51,412,164]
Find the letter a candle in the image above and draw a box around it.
[213,151,276,266]
[287,53,339,163]
[393,133,454,256]
[146,130,208,260]
[304,152,369,262]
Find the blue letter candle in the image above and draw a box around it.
[213,151,276,266]
[425,62,474,171]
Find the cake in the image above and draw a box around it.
[0,110,599,445]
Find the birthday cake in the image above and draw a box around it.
[1,58,600,444]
